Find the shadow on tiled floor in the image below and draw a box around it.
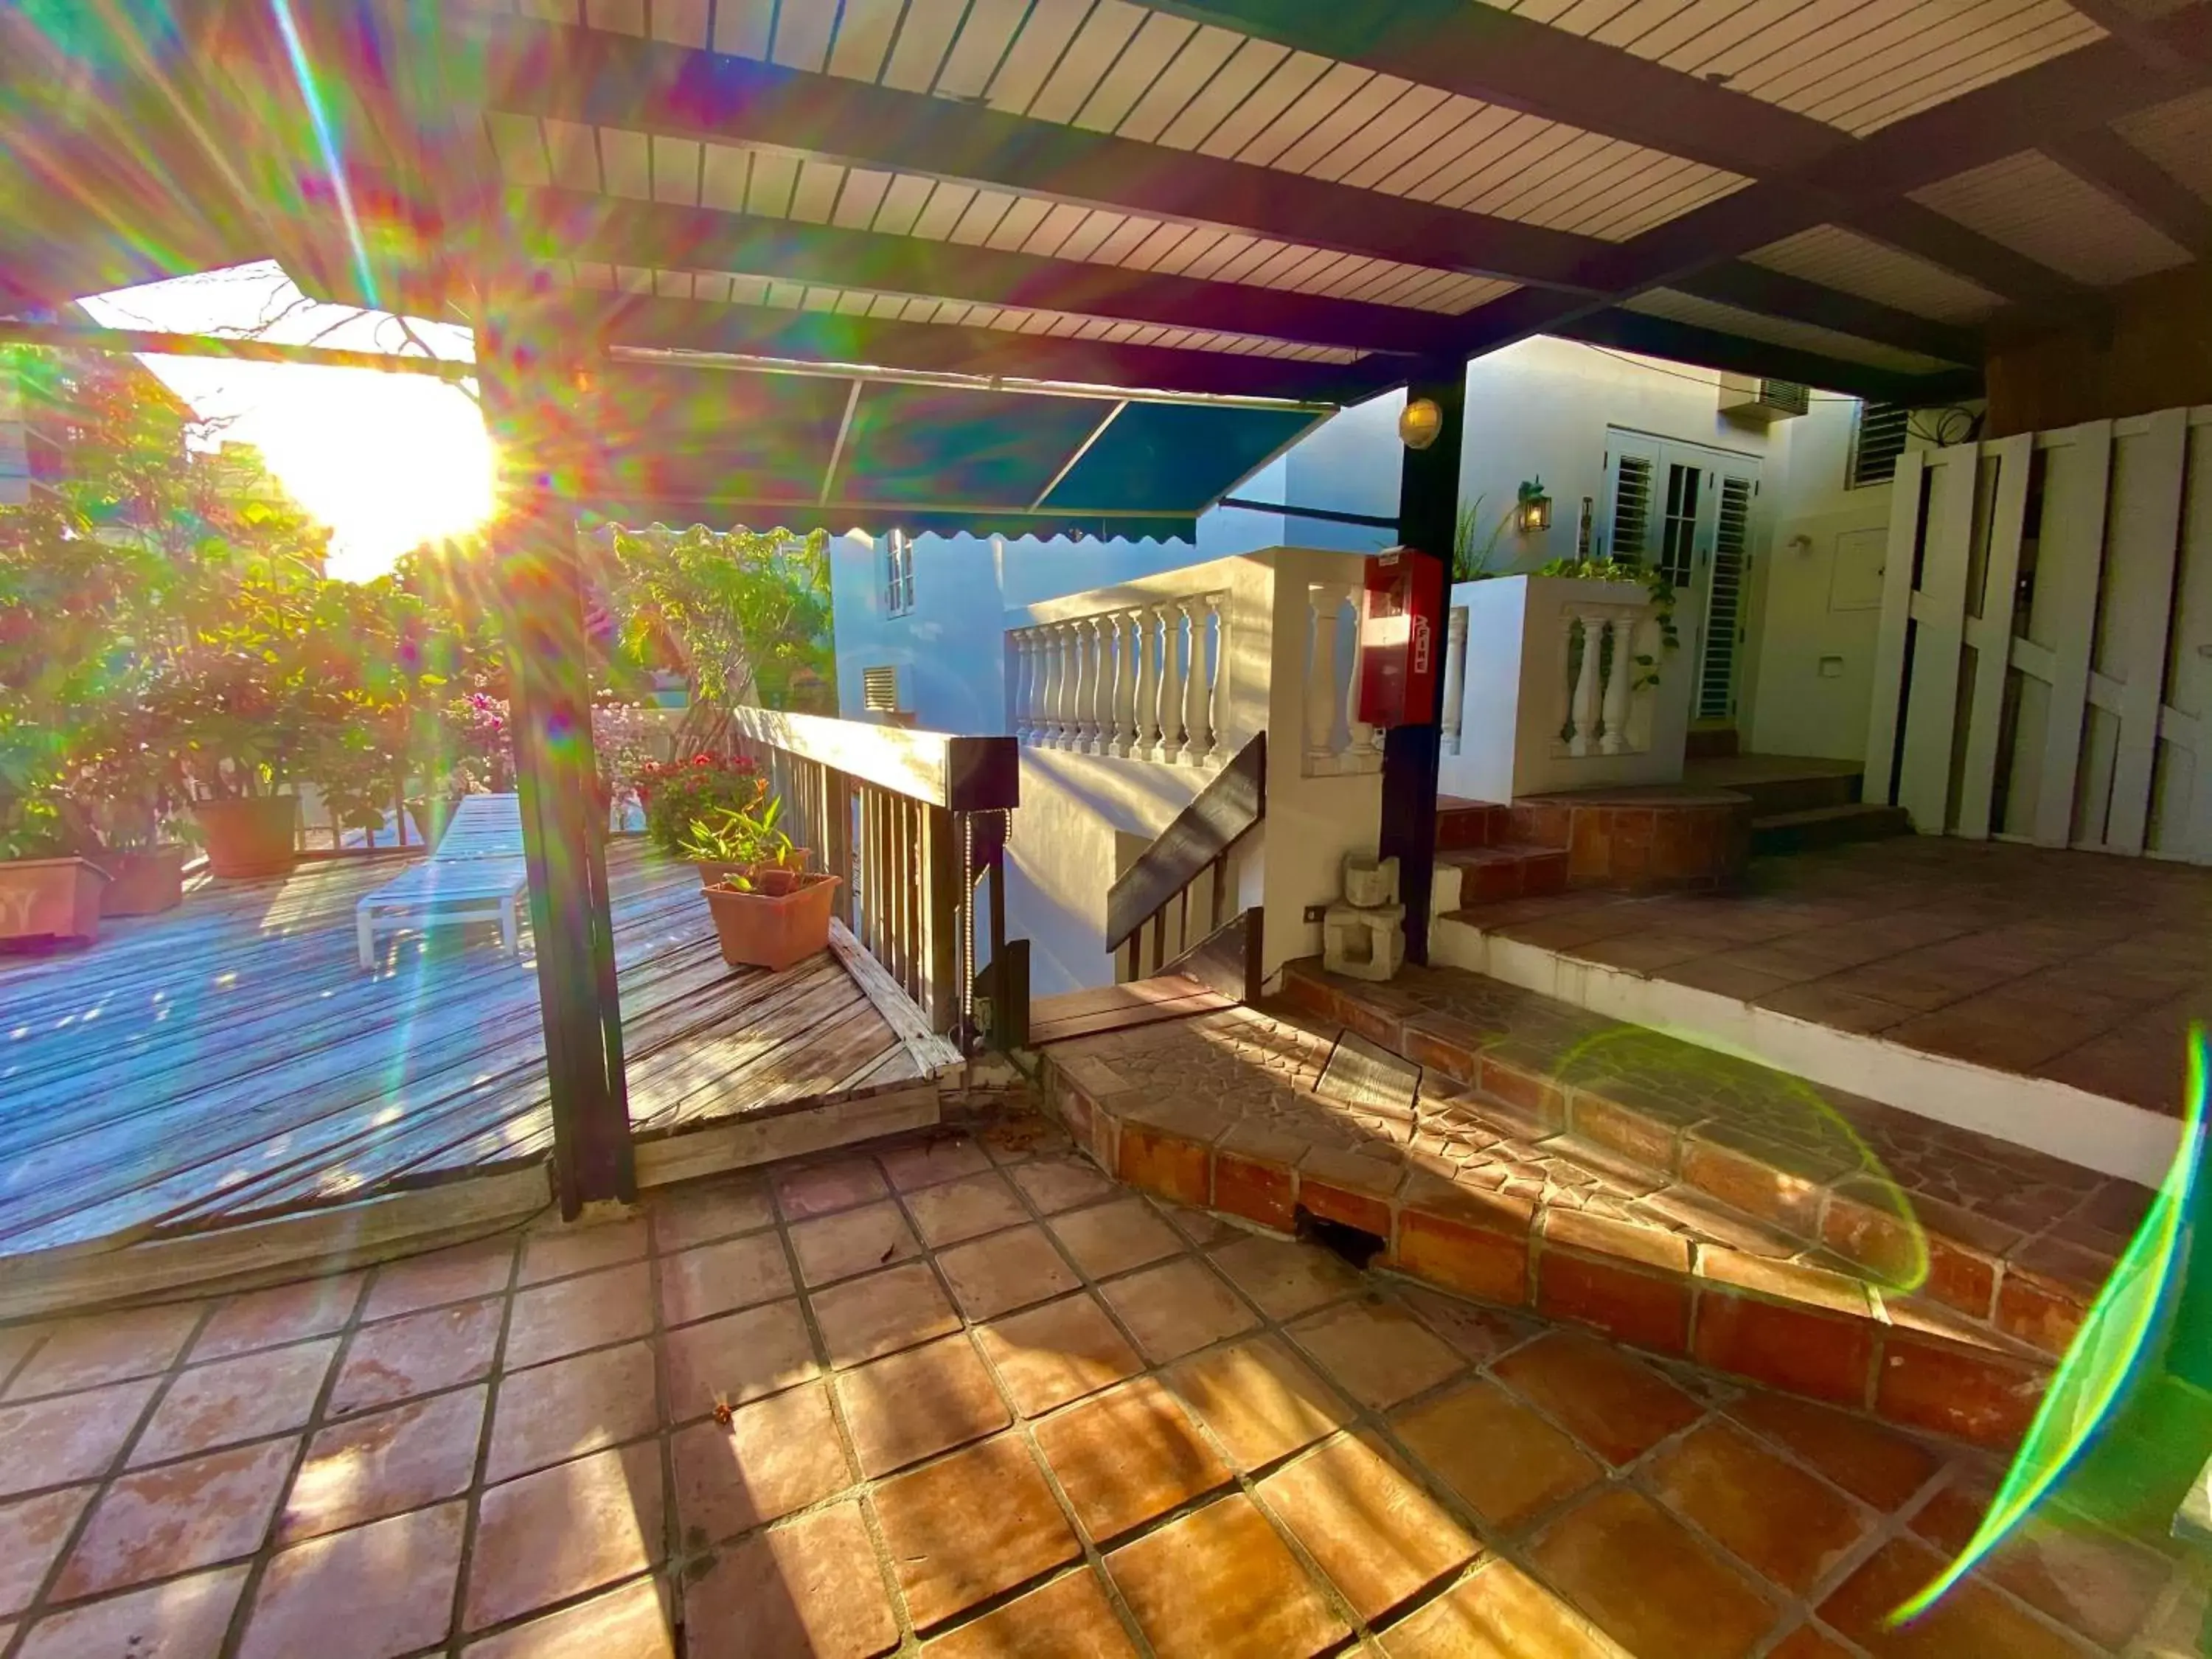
[0,1116,2196,1658]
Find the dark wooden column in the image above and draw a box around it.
[1380,373,1467,966]
[476,279,635,1216]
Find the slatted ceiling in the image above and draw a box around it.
[1791,8,2103,134]
[650,0,707,46]
[710,0,771,57]
[1746,224,2006,322]
[650,136,698,204]
[584,0,643,30]
[1913,150,2192,286]
[1028,1,1150,126]
[2114,89,2212,204]
[1621,288,1958,375]
[1073,13,1194,133]
[540,3,1740,243]
[499,119,1517,317]
[1471,0,2102,135]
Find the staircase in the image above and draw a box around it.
[1681,752,1911,855]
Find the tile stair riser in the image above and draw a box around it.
[1036,1053,2056,1454]
[1276,962,2101,1357]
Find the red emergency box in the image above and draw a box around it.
[1355,548,1446,728]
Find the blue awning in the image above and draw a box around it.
[566,360,1331,543]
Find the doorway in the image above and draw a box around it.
[1598,429,1761,727]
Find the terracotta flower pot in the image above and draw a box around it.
[0,857,110,948]
[192,796,300,880]
[693,858,750,888]
[96,846,191,917]
[703,872,840,971]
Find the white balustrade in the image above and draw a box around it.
[1006,552,1380,778]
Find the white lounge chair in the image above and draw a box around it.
[355,794,531,969]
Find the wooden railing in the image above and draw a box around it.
[1105,733,1266,991]
[727,707,1020,1044]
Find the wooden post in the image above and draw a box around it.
[1382,375,1465,965]
[476,276,635,1217]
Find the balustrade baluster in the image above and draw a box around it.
[1012,632,1034,742]
[1133,608,1161,758]
[1599,614,1633,756]
[1111,611,1141,757]
[1178,596,1209,765]
[1203,594,1227,767]
[1037,625,1063,746]
[1568,613,1606,757]
[1305,583,1339,765]
[1082,617,1110,753]
[1057,619,1084,752]
[1153,602,1186,762]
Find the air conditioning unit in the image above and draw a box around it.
[1718,373,1810,423]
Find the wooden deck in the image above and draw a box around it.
[1029,974,1235,1046]
[0,840,931,1261]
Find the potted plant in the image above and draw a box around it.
[702,863,840,970]
[0,718,108,947]
[679,794,810,893]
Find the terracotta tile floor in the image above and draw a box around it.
[1450,835,2212,1116]
[0,1121,2196,1658]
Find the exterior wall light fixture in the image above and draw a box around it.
[1398,397,1444,451]
[1517,478,1552,534]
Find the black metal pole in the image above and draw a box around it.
[1380,374,1467,966]
[477,286,636,1216]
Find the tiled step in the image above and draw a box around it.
[1270,959,2134,1368]
[1034,992,2071,1453]
[1753,802,1913,855]
[1435,798,1514,851]
[1436,845,1568,908]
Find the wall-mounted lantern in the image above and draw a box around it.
[1516,478,1553,534]
[1398,397,1444,451]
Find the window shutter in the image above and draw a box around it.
[1848,402,1910,489]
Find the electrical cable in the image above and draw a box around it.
[1576,343,1865,400]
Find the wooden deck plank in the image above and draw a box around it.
[1029,974,1233,1046]
[0,841,935,1258]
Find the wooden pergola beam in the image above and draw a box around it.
[434,8,1612,295]
[1670,264,1982,366]
[1546,308,1982,406]
[2042,128,2212,257]
[512,188,1444,358]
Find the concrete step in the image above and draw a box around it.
[1753,801,1913,855]
[1436,844,1568,908]
[1683,754,1864,816]
[1686,725,1740,759]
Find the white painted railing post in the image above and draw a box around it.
[1048,622,1072,748]
[1153,602,1185,763]
[1068,617,1096,751]
[1568,612,1606,757]
[1599,615,1633,756]
[1441,605,1469,757]
[1015,631,1037,742]
[1178,596,1209,765]
[1203,594,1227,768]
[1110,611,1140,757]
[1306,583,1339,765]
[1133,608,1161,758]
